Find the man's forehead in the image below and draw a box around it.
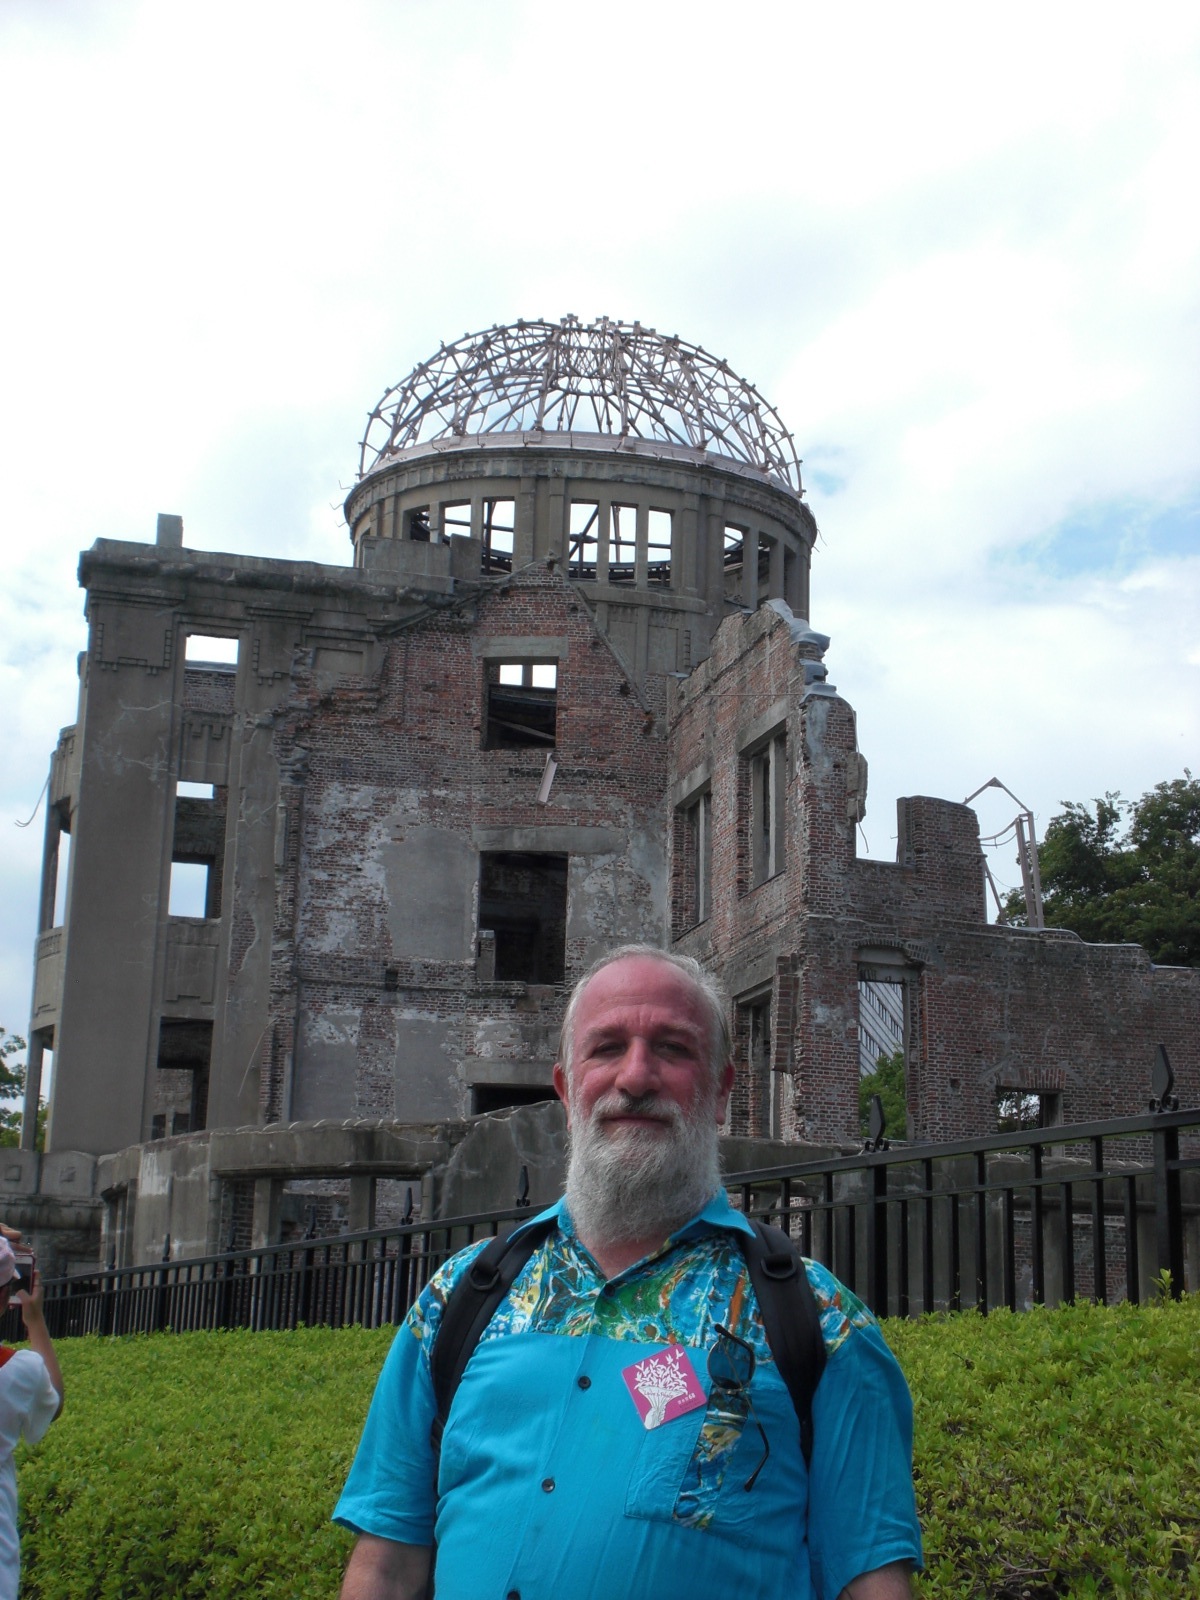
[576,959,707,1027]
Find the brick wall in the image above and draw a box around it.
[671,604,1200,1146]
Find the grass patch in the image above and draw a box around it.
[13,1298,1200,1597]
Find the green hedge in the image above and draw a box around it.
[14,1296,1200,1598]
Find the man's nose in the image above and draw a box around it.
[614,1037,661,1094]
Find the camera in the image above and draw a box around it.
[11,1253,34,1294]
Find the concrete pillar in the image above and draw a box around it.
[20,1035,44,1153]
[741,529,759,609]
[348,1175,377,1234]
[544,480,566,564]
[634,502,649,588]
[678,495,699,594]
[705,503,726,603]
[769,535,785,600]
[515,476,536,564]
[251,1176,283,1249]
[595,498,612,583]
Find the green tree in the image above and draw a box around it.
[1006,773,1200,966]
[859,1049,907,1139]
[0,1029,45,1151]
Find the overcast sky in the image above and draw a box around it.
[1,1,1197,1096]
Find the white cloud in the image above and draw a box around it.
[0,0,1196,1065]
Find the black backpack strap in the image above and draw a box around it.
[738,1219,828,1468]
[429,1215,557,1450]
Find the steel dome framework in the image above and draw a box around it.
[358,316,803,494]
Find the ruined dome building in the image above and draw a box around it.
[15,317,1198,1270]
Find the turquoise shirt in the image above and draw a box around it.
[334,1194,922,1599]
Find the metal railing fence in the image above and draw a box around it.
[8,1105,1197,1341]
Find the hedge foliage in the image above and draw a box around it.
[12,1295,1199,1598]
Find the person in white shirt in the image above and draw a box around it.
[0,1235,62,1600]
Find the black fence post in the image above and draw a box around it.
[866,1157,888,1315]
[153,1234,171,1333]
[1151,1121,1184,1298]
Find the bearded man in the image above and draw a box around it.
[334,946,922,1600]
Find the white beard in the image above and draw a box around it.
[564,1088,722,1252]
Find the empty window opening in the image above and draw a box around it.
[404,505,431,542]
[155,1019,212,1135]
[484,661,558,749]
[443,501,472,539]
[609,504,637,583]
[673,790,711,935]
[730,992,775,1138]
[479,852,568,984]
[723,526,747,603]
[857,979,905,1077]
[748,733,786,886]
[568,501,599,579]
[170,786,227,917]
[857,978,907,1140]
[471,1084,557,1115]
[482,498,515,573]
[647,509,672,587]
[185,634,239,668]
[51,827,72,927]
[996,1088,1062,1133]
[168,860,211,918]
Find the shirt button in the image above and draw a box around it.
[542,1477,556,1493]
[507,1591,521,1600]
[577,1375,591,1389]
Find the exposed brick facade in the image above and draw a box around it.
[671,603,1199,1142]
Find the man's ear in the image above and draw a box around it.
[552,1061,572,1128]
[714,1059,735,1125]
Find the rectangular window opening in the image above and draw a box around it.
[647,509,672,588]
[443,501,472,539]
[482,498,515,573]
[673,790,711,935]
[404,505,431,542]
[155,1018,212,1134]
[484,661,558,750]
[168,860,211,918]
[748,733,786,886]
[857,977,908,1141]
[52,827,72,927]
[471,1084,556,1116]
[171,785,227,917]
[184,634,239,668]
[478,852,568,984]
[996,1088,1062,1133]
[730,992,774,1138]
[609,504,637,584]
[567,502,599,579]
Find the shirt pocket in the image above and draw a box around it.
[624,1392,765,1546]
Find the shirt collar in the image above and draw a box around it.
[511,1189,754,1248]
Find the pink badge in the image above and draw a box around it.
[622,1344,707,1430]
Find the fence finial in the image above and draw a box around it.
[863,1093,890,1153]
[1149,1044,1179,1114]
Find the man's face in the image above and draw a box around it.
[553,956,733,1141]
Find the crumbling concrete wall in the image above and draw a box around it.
[260,565,668,1128]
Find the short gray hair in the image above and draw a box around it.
[557,944,731,1086]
